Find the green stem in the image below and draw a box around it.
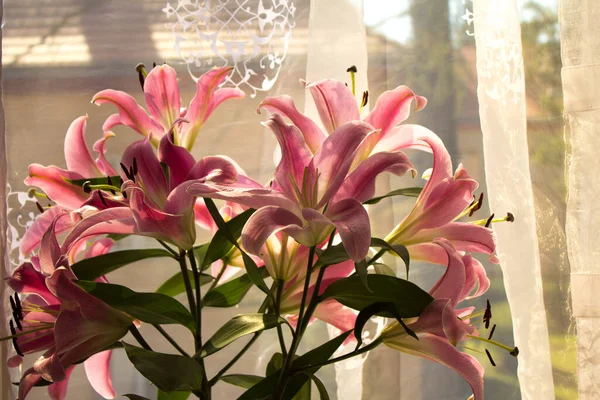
[275,279,288,357]
[187,249,210,400]
[129,325,152,351]
[178,250,197,339]
[157,239,180,258]
[188,250,203,351]
[293,337,383,372]
[274,246,316,398]
[208,333,261,386]
[153,324,190,357]
[204,260,226,296]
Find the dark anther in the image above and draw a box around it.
[506,212,515,222]
[345,82,348,87]
[132,157,138,177]
[469,193,484,216]
[135,63,146,90]
[14,293,21,312]
[82,181,92,194]
[346,65,358,73]
[106,176,116,195]
[12,313,22,331]
[9,296,17,313]
[35,202,45,214]
[153,62,157,68]
[485,349,496,367]
[121,163,134,181]
[9,320,24,357]
[98,191,109,208]
[122,190,128,199]
[510,347,519,357]
[484,213,495,228]
[483,299,492,329]
[361,91,369,108]
[488,324,496,340]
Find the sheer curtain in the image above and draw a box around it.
[0,0,590,399]
[559,0,600,398]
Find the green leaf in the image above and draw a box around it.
[203,268,269,308]
[193,243,209,268]
[198,314,284,358]
[354,259,371,292]
[363,187,422,205]
[237,331,351,400]
[353,302,417,348]
[66,175,123,188]
[124,395,151,400]
[107,233,129,241]
[220,374,264,389]
[123,342,203,393]
[370,238,410,279]
[266,352,284,376]
[373,263,396,277]
[77,281,195,332]
[310,374,330,400]
[293,379,311,400]
[201,209,255,270]
[320,275,433,318]
[157,390,190,400]
[204,198,270,296]
[156,270,213,297]
[314,243,350,267]
[71,249,173,281]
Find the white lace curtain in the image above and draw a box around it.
[0,0,594,399]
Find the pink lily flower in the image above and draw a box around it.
[258,78,427,159]
[5,231,128,399]
[381,239,489,400]
[58,133,240,252]
[188,114,413,262]
[92,65,244,149]
[280,259,357,339]
[21,116,117,255]
[384,133,498,265]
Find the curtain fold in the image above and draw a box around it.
[559,0,600,397]
[473,1,555,399]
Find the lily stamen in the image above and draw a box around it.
[483,299,492,329]
[136,63,147,90]
[35,202,45,214]
[488,324,497,340]
[466,335,518,356]
[27,188,50,200]
[9,320,24,356]
[347,65,357,96]
[485,349,496,367]
[472,212,515,226]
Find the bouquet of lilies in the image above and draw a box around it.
[3,64,517,400]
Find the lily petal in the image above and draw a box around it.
[326,198,371,261]
[313,299,357,342]
[241,206,304,256]
[93,131,118,176]
[19,368,43,400]
[92,89,164,142]
[187,156,238,184]
[5,263,59,305]
[84,350,116,399]
[25,165,88,209]
[263,114,313,199]
[158,132,196,189]
[305,79,360,134]
[121,138,169,207]
[428,239,466,308]
[311,121,374,207]
[21,206,75,256]
[259,95,326,153]
[383,333,484,400]
[47,365,75,400]
[333,151,414,203]
[181,67,244,148]
[39,216,65,275]
[365,86,427,137]
[143,64,181,130]
[462,255,490,299]
[64,116,102,177]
